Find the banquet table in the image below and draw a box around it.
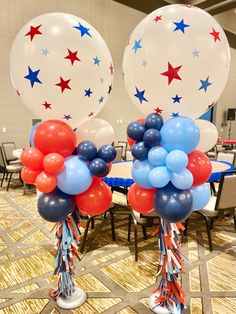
[219,139,236,145]
[103,160,235,187]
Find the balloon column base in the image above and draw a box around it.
[148,293,170,314]
[56,287,87,309]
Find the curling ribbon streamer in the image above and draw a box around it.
[50,211,81,299]
[152,218,189,314]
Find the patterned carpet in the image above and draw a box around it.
[0,178,236,314]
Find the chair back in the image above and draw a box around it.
[1,142,17,163]
[113,146,123,162]
[126,149,133,160]
[118,141,127,159]
[0,147,6,171]
[217,152,235,164]
[216,170,236,210]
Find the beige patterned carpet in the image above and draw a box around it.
[0,178,236,314]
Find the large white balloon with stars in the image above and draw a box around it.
[123,4,230,120]
[10,12,114,128]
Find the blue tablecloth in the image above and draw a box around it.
[103,160,234,188]
[208,160,234,182]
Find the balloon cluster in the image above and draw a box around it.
[21,119,117,222]
[127,113,212,222]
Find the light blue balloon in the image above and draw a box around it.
[148,166,170,188]
[166,150,188,173]
[29,122,41,147]
[148,146,168,167]
[131,159,154,189]
[190,183,211,211]
[171,169,193,190]
[160,116,200,153]
[57,156,92,195]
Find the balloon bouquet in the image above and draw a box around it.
[10,13,115,309]
[123,4,230,314]
[20,119,116,303]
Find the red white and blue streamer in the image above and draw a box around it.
[50,212,81,299]
[152,219,189,314]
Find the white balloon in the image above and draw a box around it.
[75,118,114,148]
[123,4,230,121]
[10,13,114,128]
[195,119,218,152]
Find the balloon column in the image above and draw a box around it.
[11,11,115,308]
[124,3,230,313]
[20,119,116,301]
[127,112,212,313]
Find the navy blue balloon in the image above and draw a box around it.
[97,145,117,163]
[143,128,161,147]
[77,141,97,161]
[127,121,146,141]
[145,113,163,130]
[89,158,109,177]
[131,141,149,160]
[154,183,193,222]
[37,188,75,222]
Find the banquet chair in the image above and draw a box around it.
[113,146,123,162]
[118,141,128,159]
[217,151,236,165]
[1,142,21,165]
[0,147,22,191]
[206,146,217,159]
[125,149,133,161]
[184,170,236,251]
[210,152,236,196]
[128,209,160,261]
[80,205,116,253]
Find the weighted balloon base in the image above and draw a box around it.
[56,287,87,310]
[148,293,170,314]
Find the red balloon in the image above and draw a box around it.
[35,171,57,193]
[75,178,112,216]
[21,167,41,184]
[187,150,212,186]
[43,153,64,174]
[127,137,136,149]
[20,147,44,170]
[128,183,156,214]
[127,118,145,148]
[34,120,76,157]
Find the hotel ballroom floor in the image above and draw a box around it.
[0,178,235,314]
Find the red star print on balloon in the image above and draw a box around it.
[55,77,71,93]
[42,101,52,109]
[153,15,162,22]
[25,25,42,41]
[109,63,114,75]
[154,107,163,114]
[64,49,81,65]
[161,62,182,85]
[210,28,220,42]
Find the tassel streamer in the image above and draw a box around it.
[50,211,81,299]
[153,218,189,314]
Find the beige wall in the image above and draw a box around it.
[0,0,235,148]
[0,0,144,148]
[215,48,236,139]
